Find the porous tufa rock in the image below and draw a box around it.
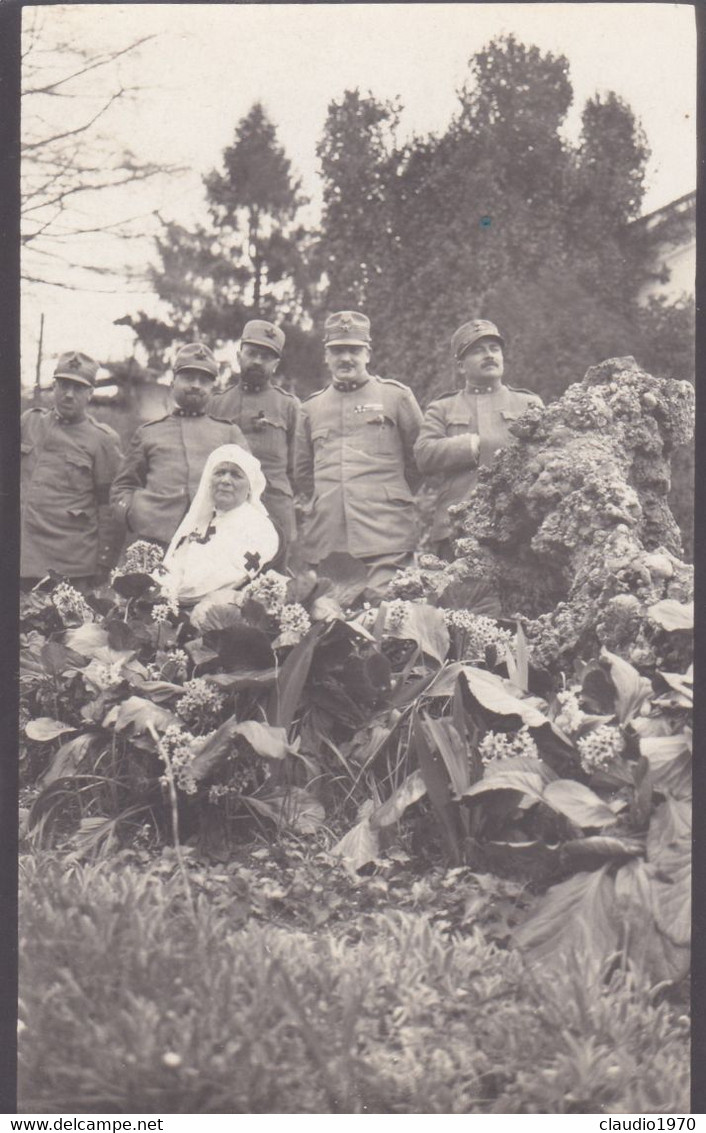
[448,357,694,671]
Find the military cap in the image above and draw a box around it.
[174,342,219,379]
[452,319,505,360]
[241,320,285,357]
[53,351,99,388]
[324,311,371,347]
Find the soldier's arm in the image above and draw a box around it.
[94,429,124,571]
[285,395,302,488]
[110,428,148,523]
[413,401,480,475]
[397,387,424,490]
[227,420,251,452]
[292,409,315,499]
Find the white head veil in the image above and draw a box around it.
[165,443,268,565]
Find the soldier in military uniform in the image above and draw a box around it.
[111,343,249,547]
[414,319,543,558]
[210,320,300,548]
[294,311,423,593]
[21,351,123,584]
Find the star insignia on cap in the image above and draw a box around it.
[193,345,207,359]
[339,316,353,331]
[66,355,81,371]
[264,326,276,339]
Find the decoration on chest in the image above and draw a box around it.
[354,402,392,426]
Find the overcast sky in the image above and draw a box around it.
[21,2,696,386]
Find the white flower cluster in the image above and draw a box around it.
[157,724,199,795]
[276,603,311,646]
[151,600,178,624]
[554,688,586,736]
[175,677,224,732]
[386,598,412,632]
[242,570,289,615]
[51,582,94,626]
[479,725,538,764]
[86,659,125,690]
[576,724,625,775]
[145,649,189,682]
[120,540,166,575]
[443,610,513,659]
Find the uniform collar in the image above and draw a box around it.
[240,377,270,394]
[52,409,83,426]
[465,379,503,396]
[173,407,207,418]
[331,376,370,393]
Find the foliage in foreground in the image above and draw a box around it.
[20,542,692,988]
[19,853,690,1115]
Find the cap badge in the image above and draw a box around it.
[66,355,81,371]
[194,346,206,359]
[339,316,353,331]
[264,326,276,339]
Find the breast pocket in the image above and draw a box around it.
[446,415,472,437]
[311,427,330,453]
[65,453,94,492]
[351,415,398,456]
[248,417,288,462]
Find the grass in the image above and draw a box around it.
[18,847,690,1114]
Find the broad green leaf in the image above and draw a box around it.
[657,668,693,707]
[231,720,289,759]
[514,866,619,975]
[614,859,690,982]
[191,718,290,782]
[332,816,380,872]
[129,679,186,701]
[267,621,327,730]
[388,603,450,666]
[639,734,691,800]
[25,717,76,743]
[246,788,325,834]
[64,623,110,657]
[412,711,463,862]
[316,551,368,607]
[462,667,547,727]
[309,595,344,622]
[370,770,427,829]
[420,714,470,798]
[205,669,278,692]
[40,733,98,785]
[189,598,245,634]
[563,834,645,859]
[436,577,502,618]
[646,798,691,946]
[102,696,178,735]
[464,757,554,803]
[543,779,619,829]
[599,648,652,724]
[647,599,693,632]
[40,640,87,676]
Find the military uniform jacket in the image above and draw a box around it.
[414,383,543,542]
[110,411,249,545]
[21,408,123,578]
[293,375,423,561]
[211,382,301,542]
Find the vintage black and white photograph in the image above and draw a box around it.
[18,2,695,1115]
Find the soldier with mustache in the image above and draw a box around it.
[210,320,301,551]
[414,320,543,559]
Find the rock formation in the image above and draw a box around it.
[446,357,694,670]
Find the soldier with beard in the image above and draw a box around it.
[211,320,301,549]
[111,342,249,548]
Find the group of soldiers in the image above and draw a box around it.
[20,311,543,593]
